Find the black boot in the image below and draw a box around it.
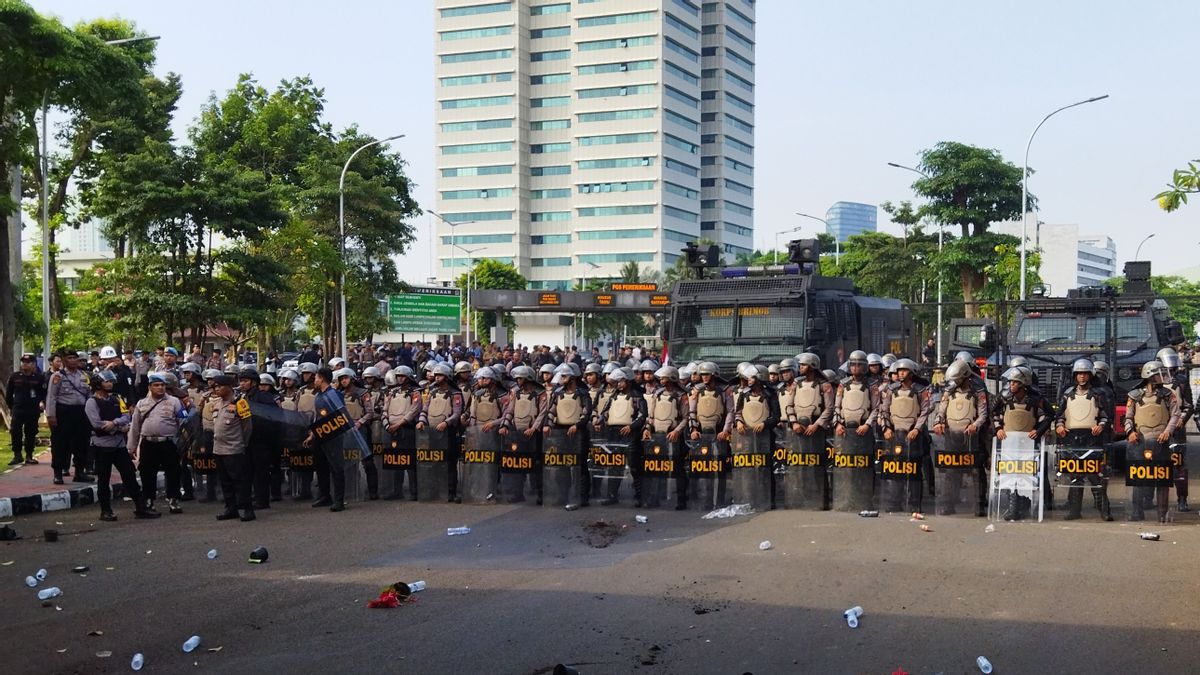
[216,508,239,520]
[1065,489,1083,520]
[240,508,256,522]
[1099,491,1113,521]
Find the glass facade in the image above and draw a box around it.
[825,201,878,242]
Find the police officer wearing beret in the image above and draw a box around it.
[212,375,255,521]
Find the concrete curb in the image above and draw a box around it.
[0,482,130,519]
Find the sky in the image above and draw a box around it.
[29,0,1200,281]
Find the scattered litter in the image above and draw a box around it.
[859,510,879,518]
[920,524,933,533]
[105,566,115,571]
[207,646,223,653]
[1,560,13,566]
[96,651,112,658]
[145,550,152,555]
[758,540,773,551]
[554,665,580,675]
[985,524,996,533]
[582,520,626,548]
[248,547,268,564]
[43,529,58,542]
[207,549,218,560]
[131,653,144,671]
[25,576,38,588]
[396,580,427,596]
[635,515,648,524]
[1140,532,1161,541]
[56,649,67,654]
[36,568,47,581]
[976,655,993,673]
[72,565,89,574]
[843,605,863,628]
[910,513,925,520]
[447,526,471,536]
[37,587,62,600]
[55,605,62,611]
[88,630,104,636]
[368,587,417,609]
[182,635,201,653]
[0,525,20,541]
[701,503,753,519]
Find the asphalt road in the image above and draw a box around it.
[3,492,1199,675]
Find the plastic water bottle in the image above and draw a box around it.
[25,575,38,588]
[408,580,427,593]
[446,526,471,536]
[843,605,863,628]
[976,655,993,673]
[635,515,648,523]
[1139,532,1160,541]
[182,635,201,653]
[37,586,62,600]
[758,540,773,551]
[35,568,47,581]
[207,549,219,559]
[131,653,145,671]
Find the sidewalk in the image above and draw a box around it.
[0,448,129,519]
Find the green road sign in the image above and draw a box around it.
[388,287,461,333]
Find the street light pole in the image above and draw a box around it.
[1019,94,1109,300]
[1134,233,1156,261]
[582,261,600,351]
[452,244,483,350]
[774,225,804,264]
[39,35,160,363]
[339,133,404,359]
[795,212,834,265]
[429,211,476,347]
[887,161,944,362]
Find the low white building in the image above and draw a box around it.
[992,221,1117,295]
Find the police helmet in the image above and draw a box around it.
[893,358,920,376]
[1141,360,1168,382]
[1092,360,1110,381]
[96,369,117,383]
[567,362,581,378]
[554,363,574,378]
[756,364,771,381]
[1002,366,1033,387]
[491,364,508,379]
[655,366,679,382]
[328,357,346,369]
[432,363,454,378]
[944,360,971,383]
[1071,358,1094,374]
[511,365,536,381]
[362,366,382,379]
[584,362,603,376]
[678,364,694,381]
[395,365,416,380]
[602,362,619,376]
[608,368,628,383]
[619,367,637,382]
[476,367,496,381]
[822,369,839,382]
[867,353,883,367]
[848,350,868,365]
[279,368,299,384]
[1155,347,1182,369]
[697,361,720,377]
[147,372,168,384]
[180,362,202,375]
[887,362,899,376]
[223,364,240,375]
[383,371,399,387]
[258,373,277,387]
[202,368,222,381]
[881,354,897,368]
[737,362,759,381]
[99,345,118,360]
[797,353,822,370]
[239,368,260,384]
[638,360,659,372]
[955,350,974,364]
[298,362,319,375]
[1008,355,1028,368]
[161,372,179,388]
[539,363,556,375]
[767,364,780,375]
[454,361,472,375]
[333,367,356,381]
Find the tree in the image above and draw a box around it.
[457,259,526,341]
[1154,159,1199,212]
[908,141,1033,317]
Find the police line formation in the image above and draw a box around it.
[8,344,1196,526]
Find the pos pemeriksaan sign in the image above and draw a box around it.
[387,286,461,333]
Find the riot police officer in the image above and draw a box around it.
[238,369,281,509]
[544,363,593,509]
[932,359,990,516]
[1053,358,1111,521]
[596,368,647,506]
[383,366,422,500]
[879,358,933,513]
[1155,347,1194,511]
[642,365,689,509]
[991,366,1052,520]
[337,367,380,500]
[835,351,881,439]
[418,363,465,502]
[690,362,734,443]
[500,365,547,504]
[1125,360,1184,522]
[86,370,158,521]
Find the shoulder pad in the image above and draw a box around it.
[1127,388,1145,404]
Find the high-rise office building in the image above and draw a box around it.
[824,201,877,243]
[434,0,755,289]
[992,221,1117,294]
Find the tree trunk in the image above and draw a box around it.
[960,266,985,319]
[47,225,62,320]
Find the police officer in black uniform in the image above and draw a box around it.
[5,354,45,465]
[1155,347,1194,511]
[85,370,159,522]
[991,365,1052,520]
[1053,358,1112,521]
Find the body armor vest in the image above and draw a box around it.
[794,381,822,423]
[427,388,453,427]
[473,390,501,424]
[511,390,538,430]
[606,393,635,426]
[1133,389,1169,436]
[345,388,366,420]
[696,388,725,430]
[840,380,870,425]
[777,386,794,421]
[652,390,682,433]
[297,387,317,414]
[279,391,299,412]
[889,387,920,432]
[1064,389,1099,430]
[387,387,415,421]
[93,395,123,435]
[187,385,205,404]
[741,391,769,427]
[555,389,584,426]
[945,389,975,431]
[1003,398,1036,433]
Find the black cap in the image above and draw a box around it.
[214,374,237,387]
[20,353,35,362]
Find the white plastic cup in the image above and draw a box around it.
[207,549,219,559]
[25,576,37,588]
[977,656,993,673]
[131,653,145,671]
[843,605,863,628]
[182,635,201,653]
[35,568,47,581]
[635,515,648,523]
[758,540,773,551]
[37,586,62,600]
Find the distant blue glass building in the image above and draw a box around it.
[825,201,877,242]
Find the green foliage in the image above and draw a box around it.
[1154,160,1199,212]
[457,259,526,339]
[1105,275,1200,338]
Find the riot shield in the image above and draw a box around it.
[339,428,371,502]
[685,434,728,512]
[416,428,450,502]
[988,437,1043,523]
[831,425,877,512]
[776,428,830,511]
[729,428,772,511]
[640,433,681,509]
[381,426,416,500]
[590,428,630,505]
[877,435,923,514]
[1054,437,1110,520]
[932,429,983,516]
[543,428,584,508]
[459,425,500,504]
[1124,436,1173,521]
[498,431,540,504]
